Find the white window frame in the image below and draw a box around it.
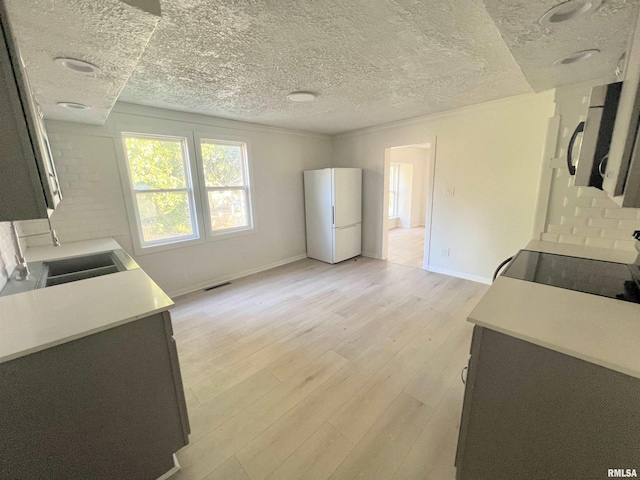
[389,163,400,218]
[115,126,206,255]
[115,122,257,255]
[194,132,256,241]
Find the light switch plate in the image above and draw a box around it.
[445,187,455,197]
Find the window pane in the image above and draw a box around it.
[135,191,193,242]
[125,136,187,190]
[390,165,397,191]
[208,189,248,231]
[389,191,396,217]
[201,141,245,187]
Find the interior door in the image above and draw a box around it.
[332,168,362,227]
[333,223,361,263]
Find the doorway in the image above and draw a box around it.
[382,141,436,270]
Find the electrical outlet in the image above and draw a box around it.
[440,248,450,257]
[445,187,455,197]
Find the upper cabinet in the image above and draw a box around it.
[0,3,61,221]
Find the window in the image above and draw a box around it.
[122,134,198,247]
[199,139,253,234]
[119,129,255,254]
[389,163,400,218]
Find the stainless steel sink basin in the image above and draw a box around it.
[0,249,139,297]
[44,253,122,287]
[41,250,138,288]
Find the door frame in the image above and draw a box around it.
[381,138,437,270]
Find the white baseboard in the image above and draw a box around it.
[156,454,180,480]
[361,251,380,259]
[167,254,308,298]
[426,266,492,285]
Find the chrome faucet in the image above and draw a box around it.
[10,219,60,281]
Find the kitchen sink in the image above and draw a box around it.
[0,249,139,297]
[41,250,138,288]
[44,253,122,287]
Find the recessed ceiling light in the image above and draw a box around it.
[287,91,316,102]
[54,57,101,75]
[539,0,602,27]
[57,101,90,110]
[554,49,600,65]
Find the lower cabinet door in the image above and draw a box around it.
[0,312,189,480]
[455,327,640,480]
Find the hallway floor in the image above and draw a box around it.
[387,227,425,269]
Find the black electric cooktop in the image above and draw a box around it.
[502,250,640,304]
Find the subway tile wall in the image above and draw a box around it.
[542,86,640,253]
[0,222,18,291]
[542,183,640,251]
[19,129,129,248]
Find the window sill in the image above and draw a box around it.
[133,235,205,256]
[206,226,258,242]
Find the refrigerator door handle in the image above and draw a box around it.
[332,206,335,226]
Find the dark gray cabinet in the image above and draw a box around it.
[0,311,190,480]
[455,326,640,480]
[0,2,62,221]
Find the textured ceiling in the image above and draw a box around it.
[483,0,640,92]
[118,0,533,134]
[3,0,159,124]
[5,0,640,133]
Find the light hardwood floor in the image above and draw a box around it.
[387,227,425,269]
[169,257,488,480]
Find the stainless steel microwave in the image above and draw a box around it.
[568,82,622,191]
[569,19,640,208]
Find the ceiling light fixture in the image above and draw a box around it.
[57,101,90,110]
[54,57,101,75]
[554,49,600,65]
[539,0,602,27]
[287,91,316,102]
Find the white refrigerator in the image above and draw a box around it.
[304,168,362,264]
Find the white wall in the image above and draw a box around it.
[0,222,18,291]
[538,85,640,251]
[22,104,332,297]
[333,92,556,283]
[389,146,429,227]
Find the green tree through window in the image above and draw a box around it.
[124,135,195,243]
[200,140,252,233]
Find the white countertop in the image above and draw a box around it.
[469,241,640,379]
[0,238,174,363]
[26,237,122,262]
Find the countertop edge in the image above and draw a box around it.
[0,304,172,363]
[467,273,640,380]
[0,238,174,364]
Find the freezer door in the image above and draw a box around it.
[332,168,362,227]
[333,223,361,263]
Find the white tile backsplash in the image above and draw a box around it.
[558,234,586,246]
[21,130,129,248]
[0,222,17,291]
[543,86,640,253]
